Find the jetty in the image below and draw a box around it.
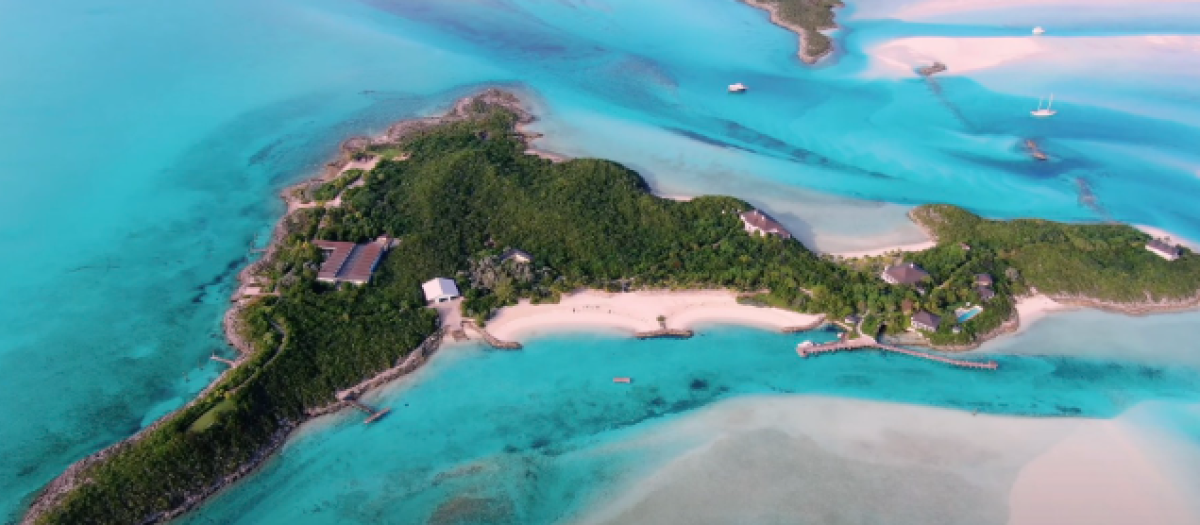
[797,336,998,370]
[338,392,391,424]
[634,328,694,340]
[462,320,522,349]
[209,352,238,367]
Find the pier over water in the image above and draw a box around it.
[798,337,999,370]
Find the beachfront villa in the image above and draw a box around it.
[911,311,941,332]
[882,262,930,285]
[314,237,390,285]
[975,286,996,301]
[1146,238,1182,261]
[739,209,792,239]
[500,248,534,265]
[422,277,461,304]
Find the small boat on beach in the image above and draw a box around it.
[1031,94,1057,118]
[613,377,632,384]
[728,83,747,94]
[1032,26,1046,35]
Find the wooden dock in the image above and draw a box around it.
[462,321,522,349]
[634,328,694,340]
[209,353,238,367]
[346,399,391,424]
[797,337,998,370]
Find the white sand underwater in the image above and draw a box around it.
[573,396,1200,525]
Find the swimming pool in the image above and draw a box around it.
[956,306,984,323]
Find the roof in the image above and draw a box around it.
[739,210,792,239]
[314,240,387,284]
[975,273,994,286]
[500,248,533,263]
[883,263,930,285]
[422,277,460,300]
[975,286,996,300]
[1147,239,1181,256]
[912,311,941,330]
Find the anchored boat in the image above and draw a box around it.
[728,83,747,94]
[1031,94,1057,117]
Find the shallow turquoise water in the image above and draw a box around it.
[3,0,1200,521]
[179,326,1200,524]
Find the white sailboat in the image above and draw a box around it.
[1032,26,1046,35]
[1031,94,1057,117]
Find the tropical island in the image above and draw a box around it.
[23,90,1200,524]
[742,0,843,63]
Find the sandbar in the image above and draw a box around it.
[575,395,1200,525]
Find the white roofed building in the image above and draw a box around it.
[739,209,792,239]
[422,278,461,304]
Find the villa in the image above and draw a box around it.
[314,236,390,285]
[500,248,534,265]
[739,209,792,239]
[882,262,930,285]
[422,277,461,304]
[911,311,941,332]
[1146,239,1181,261]
[975,286,996,301]
[975,273,993,287]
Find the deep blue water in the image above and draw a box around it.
[3,0,1200,522]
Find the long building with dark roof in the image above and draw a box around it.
[314,237,390,285]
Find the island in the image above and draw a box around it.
[742,0,843,63]
[24,90,1200,524]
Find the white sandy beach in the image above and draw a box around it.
[575,396,1200,525]
[1012,294,1073,335]
[483,290,822,341]
[857,0,1200,21]
[827,239,936,259]
[1137,225,1200,252]
[866,34,1200,80]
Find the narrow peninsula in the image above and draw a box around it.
[24,90,1200,524]
[742,0,843,63]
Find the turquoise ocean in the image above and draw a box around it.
[3,0,1200,522]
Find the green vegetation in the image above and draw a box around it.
[912,205,1200,302]
[33,94,1200,524]
[749,0,843,60]
[310,169,363,202]
[186,398,236,433]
